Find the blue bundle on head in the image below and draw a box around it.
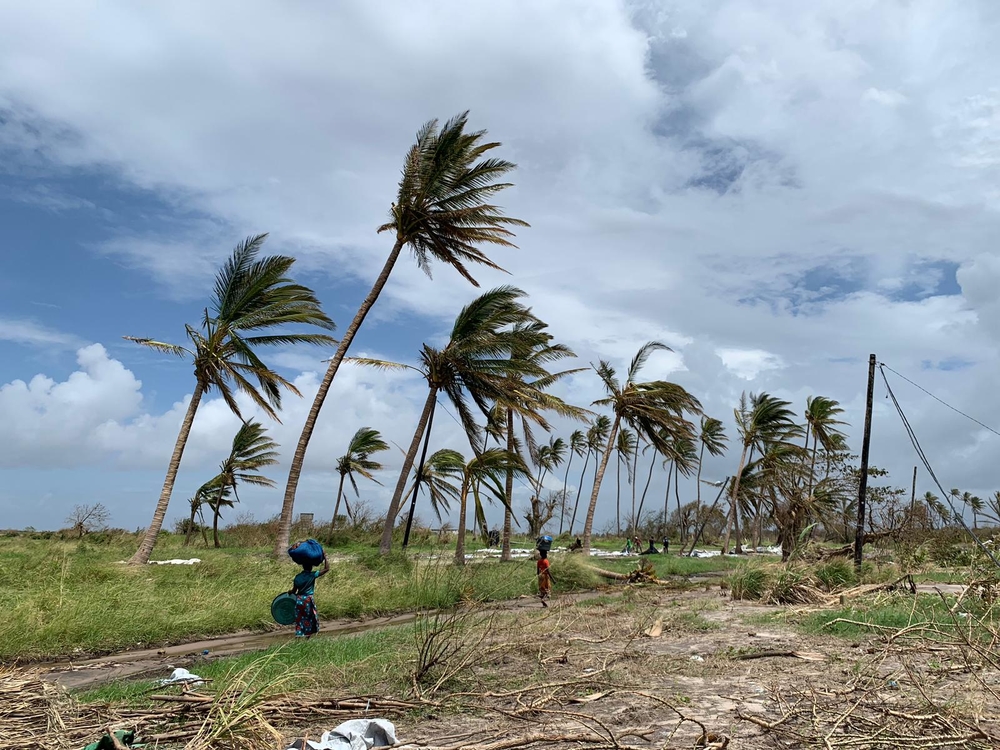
[288,538,325,567]
[536,535,553,552]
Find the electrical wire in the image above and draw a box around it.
[878,364,1000,570]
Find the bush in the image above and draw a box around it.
[730,565,769,600]
[552,555,603,592]
[815,558,856,591]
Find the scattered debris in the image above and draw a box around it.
[285,718,396,750]
[158,667,205,685]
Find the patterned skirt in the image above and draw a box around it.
[294,594,318,637]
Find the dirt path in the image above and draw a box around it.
[42,590,612,690]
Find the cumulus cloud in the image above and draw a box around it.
[2,1,1000,527]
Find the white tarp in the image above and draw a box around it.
[285,719,397,750]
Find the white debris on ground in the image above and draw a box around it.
[159,667,205,685]
[285,719,396,750]
[147,558,202,565]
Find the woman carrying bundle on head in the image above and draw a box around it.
[288,541,330,638]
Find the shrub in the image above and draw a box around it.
[730,565,769,600]
[815,558,856,591]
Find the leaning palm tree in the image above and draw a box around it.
[126,235,335,564]
[724,393,802,554]
[559,430,586,533]
[614,429,637,536]
[402,448,465,524]
[355,287,543,554]
[568,416,611,536]
[803,396,846,496]
[209,421,280,548]
[580,343,702,554]
[329,427,389,537]
[454,449,529,566]
[184,478,227,547]
[533,436,567,502]
[695,416,728,516]
[277,112,528,557]
[494,321,585,561]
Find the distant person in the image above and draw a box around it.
[488,529,500,547]
[537,549,553,607]
[639,539,659,555]
[662,537,670,554]
[623,538,633,554]
[568,538,582,552]
[288,553,330,638]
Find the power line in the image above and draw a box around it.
[878,364,1000,571]
[879,362,1000,440]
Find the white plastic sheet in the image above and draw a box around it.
[285,719,397,750]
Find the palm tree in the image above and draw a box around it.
[559,430,586,534]
[209,421,280,548]
[402,449,465,524]
[671,436,698,544]
[614,429,637,536]
[126,235,335,564]
[454,449,529,566]
[568,416,611,536]
[534,436,567,500]
[357,287,543,555]
[724,393,802,554]
[961,491,984,530]
[983,491,1000,528]
[580,343,702,554]
[329,427,389,537]
[276,112,528,556]
[803,396,846,496]
[184,478,226,547]
[695,416,728,513]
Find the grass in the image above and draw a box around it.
[0,536,553,661]
[595,554,743,577]
[78,625,416,706]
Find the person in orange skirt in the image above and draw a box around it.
[537,549,552,607]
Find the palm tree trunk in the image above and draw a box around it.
[275,238,406,558]
[212,504,221,548]
[635,451,656,523]
[581,416,620,554]
[402,401,438,548]
[501,409,515,561]
[558,451,575,534]
[454,478,471,566]
[662,461,673,534]
[568,450,592,536]
[184,504,197,547]
[615,453,622,537]
[674,459,683,544]
[130,383,204,565]
[379,386,437,555]
[722,442,750,555]
[328,472,347,540]
[630,440,640,536]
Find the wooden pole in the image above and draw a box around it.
[908,465,917,526]
[854,354,876,573]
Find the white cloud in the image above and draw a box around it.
[0,318,85,348]
[716,347,784,380]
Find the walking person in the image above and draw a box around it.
[289,553,330,638]
[537,549,553,607]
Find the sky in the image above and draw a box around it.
[2,0,1000,534]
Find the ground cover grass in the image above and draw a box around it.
[0,537,553,661]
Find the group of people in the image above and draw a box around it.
[623,536,670,555]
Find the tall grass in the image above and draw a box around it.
[0,537,540,660]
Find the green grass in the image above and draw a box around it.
[0,536,564,661]
[595,554,742,577]
[78,625,416,705]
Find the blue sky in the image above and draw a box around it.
[2,0,1000,534]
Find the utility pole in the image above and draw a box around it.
[908,465,917,526]
[854,354,877,573]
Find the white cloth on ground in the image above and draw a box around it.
[285,719,397,750]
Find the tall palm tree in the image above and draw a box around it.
[209,421,280,548]
[614,429,637,536]
[671,436,698,544]
[724,392,801,554]
[126,235,335,564]
[695,416,728,516]
[402,448,465,524]
[568,416,611,536]
[803,396,846,496]
[277,113,528,557]
[356,287,543,555]
[534,436,567,500]
[962,491,984,530]
[454,449,529,566]
[329,427,389,537]
[559,430,586,534]
[580,343,702,554]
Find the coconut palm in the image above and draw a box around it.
[803,396,847,496]
[126,235,335,564]
[534,436,567,499]
[724,392,802,554]
[356,287,543,554]
[962,491,984,530]
[328,427,389,537]
[184,478,227,547]
[670,436,698,544]
[208,421,280,548]
[695,416,728,514]
[983,491,1000,527]
[558,430,586,533]
[580,342,702,554]
[276,113,528,556]
[454,449,529,566]
[614,429,637,536]
[403,448,465,524]
[568,416,612,536]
